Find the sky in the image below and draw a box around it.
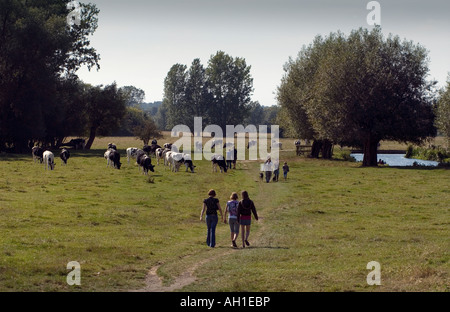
[76,0,450,107]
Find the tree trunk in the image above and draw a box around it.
[362,136,379,167]
[321,140,333,159]
[84,127,97,150]
[310,140,322,158]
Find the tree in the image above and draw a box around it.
[184,59,212,128]
[121,86,146,108]
[436,78,450,148]
[278,27,436,166]
[0,0,100,152]
[162,64,188,130]
[206,51,254,130]
[83,83,127,149]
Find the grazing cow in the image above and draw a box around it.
[32,146,44,163]
[60,149,70,165]
[126,147,139,164]
[183,153,195,173]
[138,154,155,175]
[247,140,257,149]
[170,152,185,172]
[43,151,55,171]
[211,154,227,173]
[108,150,121,169]
[136,149,147,172]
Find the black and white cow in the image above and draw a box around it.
[163,143,173,150]
[108,150,121,169]
[126,147,139,164]
[211,154,227,173]
[137,151,155,175]
[183,153,195,173]
[60,149,70,165]
[32,146,44,163]
[43,151,55,171]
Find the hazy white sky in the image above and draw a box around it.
[76,0,450,107]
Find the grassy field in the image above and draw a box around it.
[0,135,448,292]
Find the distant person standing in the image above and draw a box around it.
[224,192,240,248]
[282,162,290,180]
[237,191,259,248]
[263,157,273,183]
[226,148,233,169]
[200,189,223,248]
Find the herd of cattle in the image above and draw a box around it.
[30,140,229,174]
[30,139,298,174]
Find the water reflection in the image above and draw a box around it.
[350,154,439,167]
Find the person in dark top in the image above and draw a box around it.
[200,189,223,248]
[237,190,259,248]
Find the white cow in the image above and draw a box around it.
[126,147,139,164]
[43,151,55,171]
[165,151,173,170]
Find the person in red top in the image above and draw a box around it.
[237,190,259,248]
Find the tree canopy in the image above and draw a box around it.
[0,0,100,152]
[159,51,254,131]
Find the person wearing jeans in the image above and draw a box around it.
[200,189,223,248]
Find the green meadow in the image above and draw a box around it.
[0,136,448,292]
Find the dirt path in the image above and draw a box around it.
[132,249,232,292]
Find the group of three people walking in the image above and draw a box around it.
[200,189,258,248]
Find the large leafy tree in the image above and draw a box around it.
[206,51,254,130]
[278,27,436,166]
[0,0,100,152]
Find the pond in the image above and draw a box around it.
[350,154,439,167]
